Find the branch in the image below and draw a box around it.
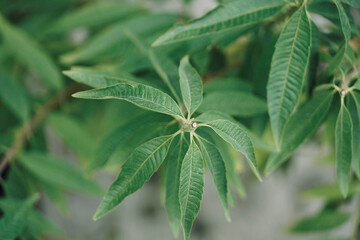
[0,83,83,174]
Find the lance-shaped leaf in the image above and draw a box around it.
[0,14,63,90]
[179,55,203,116]
[73,83,183,117]
[265,91,334,173]
[199,90,267,117]
[333,0,351,45]
[19,152,103,195]
[348,93,360,177]
[165,136,188,237]
[179,141,204,240]
[196,114,261,180]
[94,135,173,220]
[267,7,312,146]
[0,68,29,121]
[63,67,145,88]
[197,136,229,221]
[153,0,285,46]
[0,195,38,240]
[44,2,143,35]
[335,103,353,197]
[290,211,350,232]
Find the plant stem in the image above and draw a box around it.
[0,83,83,175]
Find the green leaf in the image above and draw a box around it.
[335,103,353,197]
[290,211,350,232]
[348,93,360,177]
[73,83,183,117]
[153,0,285,46]
[0,68,29,121]
[267,7,312,146]
[0,195,39,240]
[18,152,103,195]
[44,2,143,34]
[197,136,229,221]
[23,209,62,239]
[0,14,63,90]
[165,135,189,237]
[61,14,177,64]
[333,0,351,45]
[199,90,267,117]
[179,55,203,116]
[63,67,145,88]
[197,114,262,181]
[94,135,174,220]
[265,91,334,173]
[303,182,360,201]
[179,140,204,240]
[89,113,159,171]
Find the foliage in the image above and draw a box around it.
[0,0,359,239]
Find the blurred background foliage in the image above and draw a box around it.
[0,0,359,239]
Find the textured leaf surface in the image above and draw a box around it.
[199,90,267,117]
[265,91,334,173]
[179,55,203,116]
[290,212,350,232]
[0,68,29,121]
[19,152,103,195]
[197,114,261,180]
[45,2,143,34]
[335,103,353,197]
[165,136,188,237]
[179,141,204,240]
[197,136,229,220]
[0,195,38,240]
[94,135,173,220]
[73,83,183,117]
[153,0,285,46]
[0,14,63,90]
[267,7,312,145]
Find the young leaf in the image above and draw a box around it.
[73,83,183,117]
[153,0,285,46]
[265,91,334,173]
[267,7,312,146]
[165,135,189,237]
[179,55,203,116]
[44,2,143,35]
[94,135,174,220]
[197,136,229,221]
[0,68,29,121]
[0,14,63,90]
[196,114,261,181]
[19,152,103,195]
[199,90,267,117]
[290,211,350,232]
[335,103,353,197]
[0,195,38,240]
[179,140,204,240]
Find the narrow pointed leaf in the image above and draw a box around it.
[179,141,204,240]
[73,83,183,117]
[348,93,360,177]
[335,103,353,197]
[196,115,261,181]
[199,90,267,117]
[0,14,63,90]
[165,136,188,237]
[153,0,285,46]
[94,135,173,220]
[19,152,103,195]
[197,136,229,221]
[179,55,203,116]
[333,0,351,45]
[267,7,312,145]
[265,91,334,173]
